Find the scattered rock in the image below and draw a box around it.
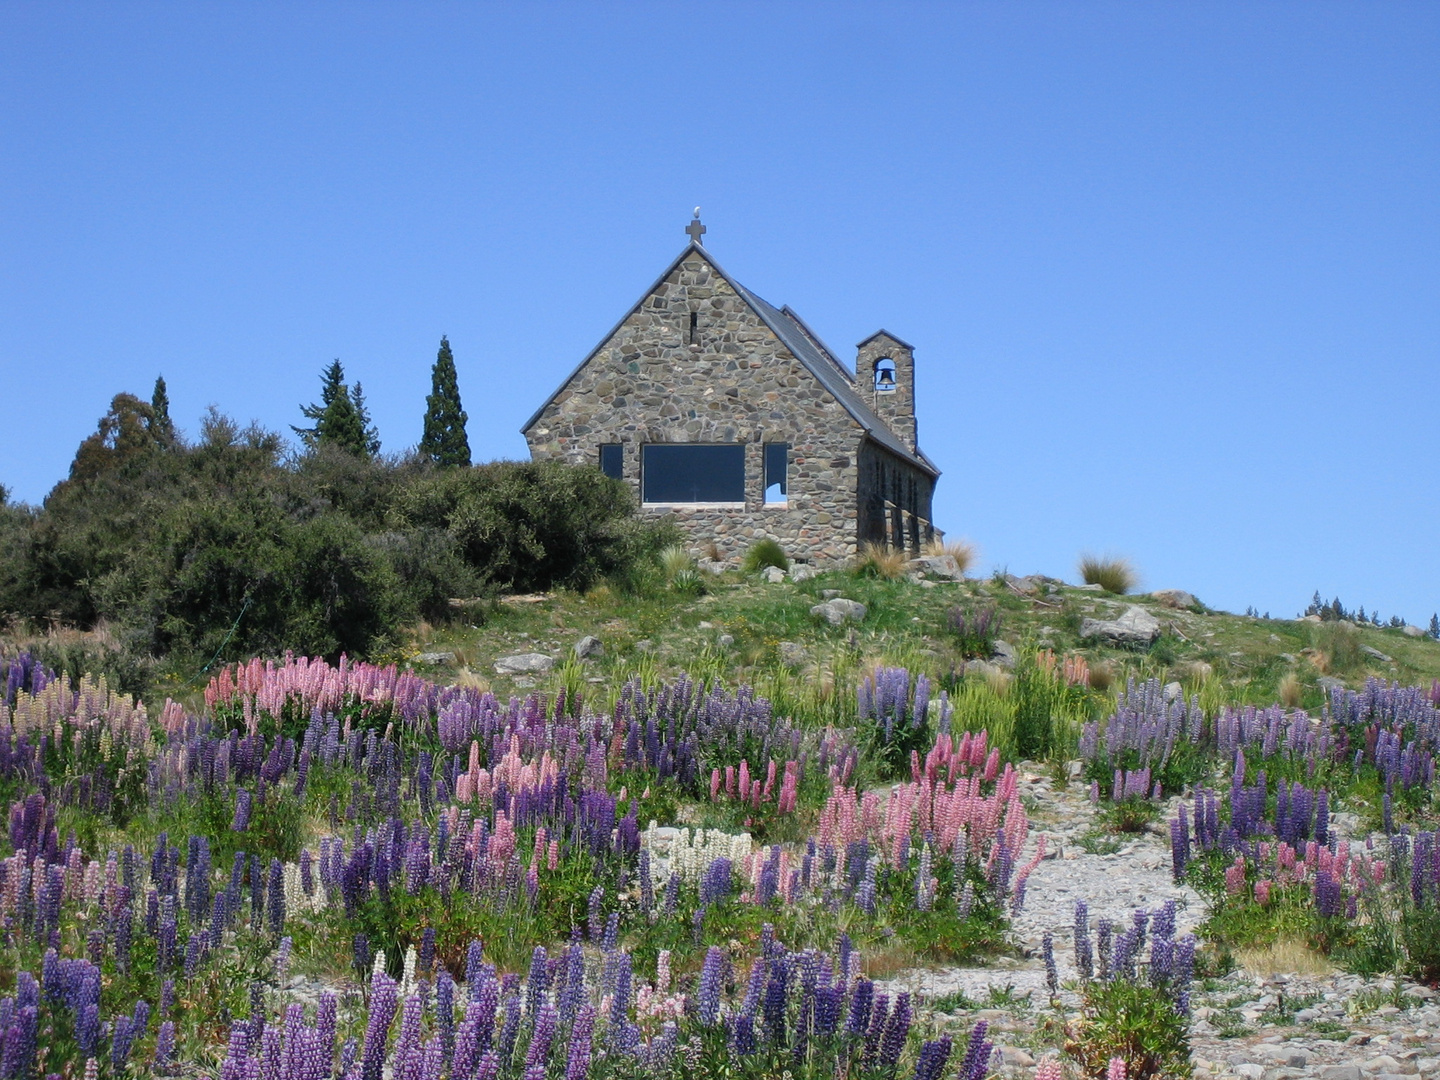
[493,652,555,675]
[416,651,455,665]
[1279,653,1298,664]
[790,564,818,583]
[1163,681,1183,702]
[1317,676,1346,693]
[991,640,1018,668]
[1153,589,1198,610]
[697,558,727,575]
[821,589,843,599]
[1361,644,1394,663]
[811,598,866,626]
[574,635,604,660]
[634,640,655,653]
[1079,605,1161,647]
[1321,1065,1363,1080]
[762,565,787,584]
[964,659,1000,678]
[717,634,735,648]
[777,641,808,667]
[1403,625,1427,638]
[1302,614,1323,623]
[1074,582,1104,592]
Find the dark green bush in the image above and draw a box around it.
[0,399,665,670]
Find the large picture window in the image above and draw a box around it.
[642,444,745,504]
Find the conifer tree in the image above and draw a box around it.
[149,375,176,446]
[419,336,471,467]
[351,382,382,458]
[1430,613,1439,640]
[295,359,373,457]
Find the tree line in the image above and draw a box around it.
[0,338,670,685]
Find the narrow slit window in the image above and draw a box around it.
[764,443,789,504]
[688,311,699,344]
[598,444,623,480]
[642,444,744,504]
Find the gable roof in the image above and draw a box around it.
[522,242,938,477]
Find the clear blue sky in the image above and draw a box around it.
[2,3,1437,622]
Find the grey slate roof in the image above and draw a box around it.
[522,242,938,477]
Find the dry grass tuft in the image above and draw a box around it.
[923,537,978,576]
[1078,553,1138,595]
[1087,660,1115,693]
[854,542,908,580]
[1278,671,1303,708]
[452,666,491,692]
[701,539,723,563]
[1237,937,1333,977]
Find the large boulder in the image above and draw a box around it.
[990,640,1018,668]
[574,635,604,660]
[1079,605,1161,647]
[906,555,963,580]
[810,598,867,626]
[494,652,556,675]
[1152,589,1198,610]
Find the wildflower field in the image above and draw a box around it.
[1,576,1438,1080]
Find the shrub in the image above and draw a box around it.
[659,544,696,580]
[854,541,907,580]
[1311,620,1362,674]
[1079,554,1137,595]
[740,538,789,573]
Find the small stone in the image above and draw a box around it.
[416,651,455,665]
[821,589,842,599]
[1320,1067,1363,1080]
[717,634,735,648]
[790,564,818,583]
[494,652,555,675]
[762,565,787,583]
[964,659,1000,678]
[907,554,964,580]
[1163,680,1184,702]
[1236,1064,1266,1079]
[1361,644,1394,663]
[1406,986,1438,1000]
[1318,676,1346,692]
[998,1047,1035,1068]
[634,640,655,653]
[811,598,866,625]
[574,635,604,659]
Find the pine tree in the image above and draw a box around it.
[1430,614,1439,640]
[419,336,471,467]
[295,359,372,457]
[149,375,176,446]
[351,382,381,458]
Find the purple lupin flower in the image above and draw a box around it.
[697,946,724,1026]
[1042,933,1058,999]
[878,991,912,1071]
[912,1036,953,1080]
[564,1005,595,1080]
[958,1020,993,1080]
[360,972,399,1080]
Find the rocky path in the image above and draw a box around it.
[880,772,1440,1079]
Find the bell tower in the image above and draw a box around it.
[857,330,917,453]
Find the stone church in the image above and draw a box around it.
[523,216,940,565]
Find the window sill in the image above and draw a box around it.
[763,502,790,509]
[642,502,748,510]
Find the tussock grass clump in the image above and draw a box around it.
[853,541,907,580]
[1278,671,1303,708]
[659,544,694,579]
[1312,620,1362,673]
[923,536,977,575]
[1237,937,1334,977]
[1079,553,1138,594]
[741,538,789,573]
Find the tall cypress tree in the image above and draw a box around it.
[149,375,176,446]
[419,336,471,466]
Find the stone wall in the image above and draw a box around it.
[524,251,867,565]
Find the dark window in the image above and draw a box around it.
[764,443,789,504]
[599,444,623,480]
[874,357,897,393]
[642,444,744,504]
[688,311,699,344]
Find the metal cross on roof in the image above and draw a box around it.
[685,208,706,246]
